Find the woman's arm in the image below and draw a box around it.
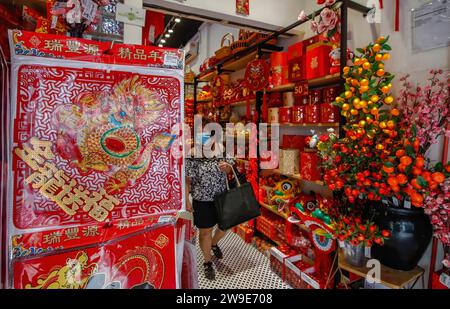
[185,176,192,212]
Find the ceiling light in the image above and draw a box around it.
[168,29,174,33]
[175,17,181,23]
[165,33,170,38]
[161,39,166,43]
[158,44,163,47]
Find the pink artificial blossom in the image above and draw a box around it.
[326,0,336,6]
[298,11,309,21]
[320,8,337,27]
[311,21,319,33]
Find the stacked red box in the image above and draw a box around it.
[282,135,308,151]
[271,52,289,86]
[236,224,254,244]
[306,42,333,80]
[288,41,306,82]
[292,106,306,124]
[305,104,320,124]
[279,107,292,123]
[320,86,340,123]
[256,216,278,239]
[300,151,322,181]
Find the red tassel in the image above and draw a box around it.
[379,0,383,9]
[395,0,400,31]
[262,90,268,122]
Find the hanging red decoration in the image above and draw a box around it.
[378,0,400,32]
[245,59,269,120]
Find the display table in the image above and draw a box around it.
[337,250,425,289]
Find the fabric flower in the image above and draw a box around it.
[320,8,337,27]
[298,10,308,21]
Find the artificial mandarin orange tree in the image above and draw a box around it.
[316,36,449,209]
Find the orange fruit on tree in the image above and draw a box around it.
[342,103,350,111]
[422,171,432,182]
[375,54,383,62]
[446,165,450,173]
[429,181,438,190]
[400,156,413,166]
[350,109,359,116]
[431,172,445,184]
[363,62,371,70]
[387,177,399,187]
[378,64,384,69]
[371,95,380,103]
[411,178,422,190]
[412,167,423,176]
[351,79,359,86]
[359,86,370,93]
[387,120,395,129]
[343,66,350,74]
[398,164,407,173]
[396,149,405,158]
[396,174,408,185]
[377,69,385,77]
[415,157,425,168]
[383,165,394,174]
[379,121,387,129]
[383,53,391,61]
[381,86,390,94]
[373,44,381,52]
[391,108,400,116]
[370,107,379,116]
[377,36,385,44]
[413,139,420,151]
[360,79,369,86]
[384,96,394,104]
[391,186,400,193]
[411,192,424,207]
[345,91,353,99]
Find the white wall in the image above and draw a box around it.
[146,0,308,31]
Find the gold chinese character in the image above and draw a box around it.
[67,40,82,53]
[83,188,119,222]
[131,217,144,227]
[118,47,132,59]
[148,50,161,61]
[60,186,91,215]
[82,226,100,237]
[118,220,130,230]
[134,49,147,60]
[15,138,54,170]
[64,227,80,241]
[43,231,62,245]
[155,233,169,248]
[85,44,99,55]
[26,162,59,189]
[44,39,63,52]
[311,56,319,69]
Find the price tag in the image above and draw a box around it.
[293,81,308,98]
[81,0,98,23]
[365,246,371,258]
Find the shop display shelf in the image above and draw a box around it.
[337,250,425,289]
[196,98,213,103]
[260,201,288,220]
[230,99,256,107]
[236,158,250,163]
[260,201,310,232]
[268,73,341,93]
[264,168,325,186]
[278,122,340,128]
[197,71,216,82]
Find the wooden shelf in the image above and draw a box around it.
[197,71,216,82]
[279,122,340,128]
[260,202,289,220]
[263,169,325,186]
[230,99,256,107]
[338,250,425,289]
[268,73,342,93]
[236,158,249,163]
[196,98,212,103]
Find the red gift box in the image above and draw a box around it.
[320,103,339,123]
[300,151,322,181]
[271,52,288,66]
[306,42,332,80]
[305,104,320,124]
[292,106,306,124]
[323,86,340,104]
[272,66,289,86]
[282,135,308,150]
[288,41,305,60]
[279,107,292,123]
[288,57,306,83]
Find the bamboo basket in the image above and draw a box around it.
[215,33,234,60]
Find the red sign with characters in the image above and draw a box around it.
[13,224,176,289]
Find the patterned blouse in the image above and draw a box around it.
[185,158,235,202]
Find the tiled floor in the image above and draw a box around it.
[196,231,291,289]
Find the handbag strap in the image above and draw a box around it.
[224,164,241,190]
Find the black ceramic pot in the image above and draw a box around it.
[371,206,432,271]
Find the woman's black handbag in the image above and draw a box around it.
[214,167,260,230]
